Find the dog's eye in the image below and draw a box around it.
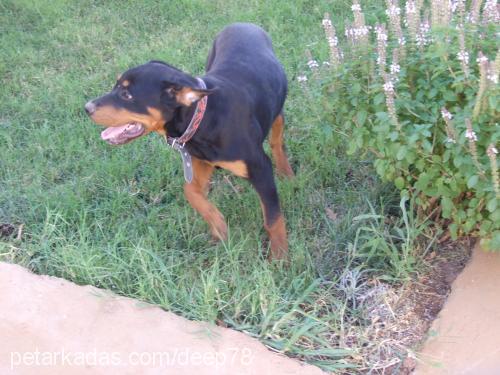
[120,89,133,101]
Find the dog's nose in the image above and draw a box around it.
[84,101,96,115]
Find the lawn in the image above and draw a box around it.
[1,0,430,372]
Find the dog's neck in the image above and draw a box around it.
[165,103,198,138]
[164,76,210,140]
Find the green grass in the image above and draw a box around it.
[0,0,427,371]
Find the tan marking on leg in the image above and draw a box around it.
[184,157,227,240]
[265,214,289,261]
[258,199,289,261]
[212,160,248,178]
[270,114,294,178]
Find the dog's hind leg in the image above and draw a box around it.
[269,113,294,178]
[248,153,288,261]
[184,157,227,241]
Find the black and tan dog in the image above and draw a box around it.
[85,23,293,260]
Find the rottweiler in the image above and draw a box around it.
[85,23,293,261]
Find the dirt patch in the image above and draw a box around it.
[415,244,500,374]
[0,223,16,239]
[346,238,473,374]
[387,238,473,373]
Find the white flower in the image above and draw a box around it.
[457,51,469,64]
[383,81,394,93]
[465,129,478,142]
[446,137,457,144]
[327,36,338,47]
[375,26,388,43]
[345,25,371,41]
[322,61,331,66]
[490,146,498,154]
[465,12,475,24]
[483,0,500,24]
[386,5,401,17]
[420,22,430,33]
[297,75,308,83]
[307,59,319,69]
[416,22,431,46]
[351,3,362,12]
[390,64,401,75]
[322,18,332,27]
[487,72,499,84]
[477,55,489,64]
[405,1,416,14]
[398,37,406,46]
[441,108,453,120]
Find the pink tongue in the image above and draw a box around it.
[100,123,145,145]
[101,125,130,140]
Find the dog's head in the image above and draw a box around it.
[84,61,213,145]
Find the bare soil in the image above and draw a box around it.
[0,223,16,238]
[349,238,473,374]
[415,243,500,374]
[389,238,473,374]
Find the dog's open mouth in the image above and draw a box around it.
[101,122,145,145]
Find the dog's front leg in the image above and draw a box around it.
[184,157,227,241]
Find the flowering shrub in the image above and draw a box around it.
[305,0,499,249]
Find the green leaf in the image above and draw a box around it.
[467,175,479,189]
[395,176,405,189]
[416,159,425,171]
[405,151,416,164]
[491,208,500,222]
[389,131,399,141]
[352,214,385,221]
[356,110,368,126]
[442,197,454,219]
[415,172,432,191]
[352,82,362,94]
[464,218,477,232]
[480,220,493,235]
[443,90,457,101]
[396,147,407,160]
[347,141,357,155]
[487,198,497,213]
[373,92,385,106]
[375,112,390,122]
[449,223,459,239]
[488,95,497,110]
[481,230,500,251]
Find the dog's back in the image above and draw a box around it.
[205,23,287,134]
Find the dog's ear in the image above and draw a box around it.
[162,81,215,107]
[173,86,214,106]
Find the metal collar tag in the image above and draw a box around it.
[170,139,193,183]
[165,77,207,183]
